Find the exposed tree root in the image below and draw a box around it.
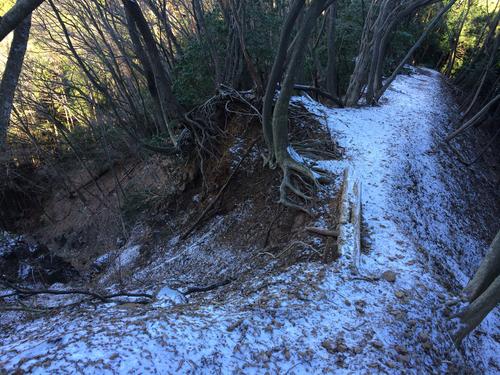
[278,156,321,214]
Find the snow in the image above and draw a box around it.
[1,68,498,373]
[155,286,187,305]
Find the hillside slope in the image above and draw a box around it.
[1,69,498,373]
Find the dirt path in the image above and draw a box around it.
[0,69,498,374]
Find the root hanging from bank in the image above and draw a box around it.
[278,155,322,214]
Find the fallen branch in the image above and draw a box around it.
[183,278,234,296]
[446,127,500,166]
[294,84,344,107]
[445,94,500,142]
[1,277,153,303]
[305,226,339,237]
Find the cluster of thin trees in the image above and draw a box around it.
[0,0,498,345]
[1,0,482,199]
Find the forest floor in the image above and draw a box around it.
[1,68,499,374]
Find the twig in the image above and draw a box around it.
[446,127,500,166]
[1,277,153,302]
[183,278,234,296]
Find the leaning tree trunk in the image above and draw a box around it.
[0,0,42,41]
[0,5,31,152]
[344,0,377,106]
[452,230,500,345]
[365,0,392,104]
[271,0,330,211]
[262,0,305,166]
[444,0,472,77]
[123,2,165,135]
[122,0,183,147]
[463,231,500,302]
[374,0,457,102]
[345,0,440,106]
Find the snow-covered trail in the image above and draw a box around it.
[0,69,498,374]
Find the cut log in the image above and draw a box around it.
[336,167,351,258]
[351,180,362,274]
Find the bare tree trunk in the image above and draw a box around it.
[262,0,305,166]
[123,2,165,135]
[326,1,339,98]
[365,0,392,104]
[229,0,264,94]
[452,231,500,345]
[463,231,500,302]
[461,33,499,118]
[0,0,42,41]
[192,0,222,86]
[445,94,500,142]
[375,0,457,101]
[444,0,472,76]
[271,0,330,211]
[122,0,183,147]
[344,0,377,106]
[345,0,440,106]
[0,6,31,151]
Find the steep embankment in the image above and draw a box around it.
[0,69,498,373]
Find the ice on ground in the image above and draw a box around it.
[1,68,498,374]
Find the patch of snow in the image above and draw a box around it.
[1,69,498,373]
[117,245,141,268]
[155,286,187,306]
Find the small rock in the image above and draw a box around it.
[394,345,408,355]
[386,360,396,368]
[395,290,405,299]
[382,270,397,283]
[321,340,337,354]
[418,331,429,342]
[283,348,291,360]
[353,346,363,354]
[398,354,410,364]
[371,340,384,349]
[336,338,348,352]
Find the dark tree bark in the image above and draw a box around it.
[0,0,42,41]
[122,0,183,147]
[345,0,441,106]
[262,0,305,166]
[326,1,338,98]
[0,6,31,151]
[123,2,165,133]
[270,0,332,211]
[229,0,264,94]
[374,0,458,102]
